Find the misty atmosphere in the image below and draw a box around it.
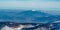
[0,0,60,30]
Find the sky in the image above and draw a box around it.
[0,0,60,9]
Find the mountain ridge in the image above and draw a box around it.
[0,10,59,23]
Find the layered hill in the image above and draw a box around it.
[0,10,59,23]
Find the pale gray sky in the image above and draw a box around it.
[0,0,60,9]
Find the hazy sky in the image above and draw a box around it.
[0,0,60,9]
